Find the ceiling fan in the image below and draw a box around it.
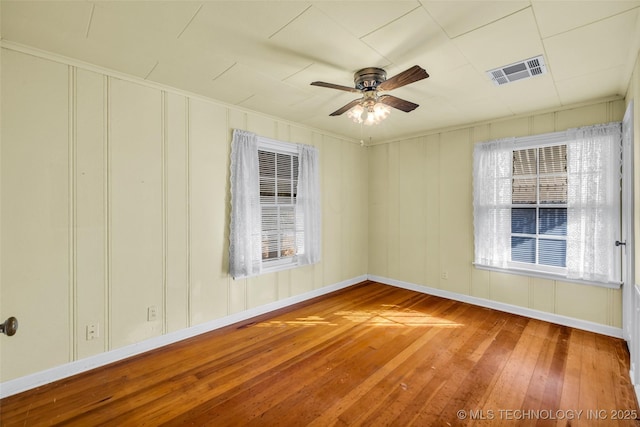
[311,65,429,125]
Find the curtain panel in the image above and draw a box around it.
[229,130,262,279]
[472,138,514,269]
[566,122,622,283]
[296,144,322,265]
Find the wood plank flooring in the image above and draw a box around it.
[1,281,639,426]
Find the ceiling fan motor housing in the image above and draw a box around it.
[354,67,387,91]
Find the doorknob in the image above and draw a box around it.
[0,317,18,336]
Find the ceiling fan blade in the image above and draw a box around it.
[311,81,360,93]
[378,95,419,113]
[377,65,429,91]
[330,98,362,116]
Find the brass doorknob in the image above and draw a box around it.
[0,317,18,336]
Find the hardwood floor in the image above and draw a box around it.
[1,281,639,426]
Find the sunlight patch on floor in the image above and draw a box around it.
[255,306,462,328]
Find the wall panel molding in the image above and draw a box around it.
[69,64,77,361]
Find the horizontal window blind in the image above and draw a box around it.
[259,149,299,263]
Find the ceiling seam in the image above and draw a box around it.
[237,94,255,106]
[529,2,562,106]
[268,5,313,40]
[176,4,203,39]
[144,61,159,80]
[281,62,315,83]
[540,5,640,40]
[358,4,423,39]
[553,63,631,84]
[417,0,472,82]
[211,62,236,82]
[450,5,532,40]
[85,3,96,39]
[417,1,449,38]
[308,3,402,67]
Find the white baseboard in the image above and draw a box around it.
[368,275,624,339]
[0,275,366,399]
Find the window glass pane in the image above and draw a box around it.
[261,233,278,260]
[539,208,567,236]
[279,206,295,231]
[259,150,276,204]
[260,177,275,204]
[512,208,536,234]
[259,151,275,177]
[539,176,567,204]
[261,207,278,232]
[277,178,293,203]
[539,239,566,267]
[512,178,536,204]
[293,157,299,200]
[511,237,536,263]
[277,153,292,179]
[280,232,296,258]
[539,145,566,174]
[259,148,299,264]
[513,149,536,176]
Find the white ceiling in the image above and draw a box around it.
[2,1,640,143]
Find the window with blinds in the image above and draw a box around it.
[258,149,299,265]
[511,144,567,270]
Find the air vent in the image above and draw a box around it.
[486,55,547,86]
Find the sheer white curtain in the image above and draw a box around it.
[230,131,321,278]
[296,144,321,265]
[473,138,514,268]
[566,123,622,283]
[229,130,262,279]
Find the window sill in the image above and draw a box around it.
[261,258,300,275]
[472,263,622,289]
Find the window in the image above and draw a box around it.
[258,148,299,267]
[511,145,567,272]
[229,130,321,279]
[473,123,622,286]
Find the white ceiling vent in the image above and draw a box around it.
[486,55,547,86]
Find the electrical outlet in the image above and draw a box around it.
[86,323,99,340]
[441,271,449,280]
[147,306,158,322]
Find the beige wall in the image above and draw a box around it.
[368,100,627,328]
[0,48,368,382]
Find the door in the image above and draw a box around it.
[622,101,635,344]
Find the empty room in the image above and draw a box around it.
[1,1,640,425]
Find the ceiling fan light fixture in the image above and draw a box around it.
[373,103,391,120]
[312,65,428,125]
[347,104,365,123]
[347,102,391,126]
